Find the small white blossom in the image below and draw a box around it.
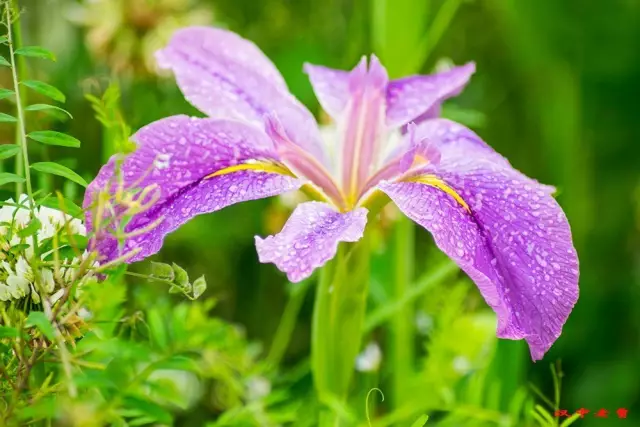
[0,194,95,306]
[355,341,382,372]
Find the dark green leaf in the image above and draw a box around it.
[0,88,15,99]
[192,275,207,299]
[21,80,65,103]
[0,172,25,186]
[31,162,87,187]
[28,131,80,148]
[0,112,17,122]
[26,312,55,341]
[38,195,83,218]
[0,56,10,67]
[25,103,73,119]
[0,144,20,160]
[150,262,174,281]
[17,218,41,238]
[0,326,21,339]
[14,46,56,61]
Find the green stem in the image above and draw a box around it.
[388,216,414,408]
[312,235,371,426]
[10,0,26,198]
[266,279,311,369]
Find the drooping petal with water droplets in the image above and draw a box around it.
[255,202,368,282]
[156,26,326,162]
[378,120,579,361]
[386,63,475,128]
[83,115,304,262]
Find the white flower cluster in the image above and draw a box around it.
[0,195,94,304]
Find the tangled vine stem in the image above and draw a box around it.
[3,1,78,399]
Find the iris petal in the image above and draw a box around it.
[83,116,304,262]
[255,201,368,282]
[378,119,579,360]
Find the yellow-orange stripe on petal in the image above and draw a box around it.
[406,174,471,213]
[204,161,296,179]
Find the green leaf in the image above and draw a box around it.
[31,162,87,187]
[172,263,190,289]
[17,218,42,238]
[0,326,21,339]
[21,80,65,103]
[25,103,73,119]
[0,144,20,159]
[146,308,168,350]
[0,36,8,44]
[150,262,174,281]
[410,415,429,427]
[0,172,25,187]
[0,88,15,99]
[153,355,200,372]
[14,46,56,61]
[122,396,172,424]
[192,275,207,299]
[26,312,55,340]
[28,131,80,148]
[0,56,10,67]
[0,112,17,122]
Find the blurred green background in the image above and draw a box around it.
[2,0,639,425]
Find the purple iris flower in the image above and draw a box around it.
[84,27,579,360]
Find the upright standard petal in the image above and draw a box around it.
[303,63,351,119]
[378,120,578,360]
[255,202,368,282]
[156,26,326,162]
[84,116,304,262]
[386,63,475,128]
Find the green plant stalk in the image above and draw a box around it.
[10,0,27,198]
[266,279,311,369]
[389,216,414,407]
[313,234,371,426]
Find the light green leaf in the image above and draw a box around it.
[14,46,56,61]
[146,308,168,350]
[0,36,8,44]
[21,80,65,103]
[25,104,73,119]
[0,88,15,99]
[0,144,20,160]
[192,275,207,299]
[0,112,17,122]
[31,162,87,187]
[150,262,174,281]
[26,312,55,341]
[0,56,10,67]
[28,131,80,148]
[0,172,25,187]
[410,415,429,427]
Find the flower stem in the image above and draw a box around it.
[266,279,311,369]
[312,235,371,426]
[388,216,415,408]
